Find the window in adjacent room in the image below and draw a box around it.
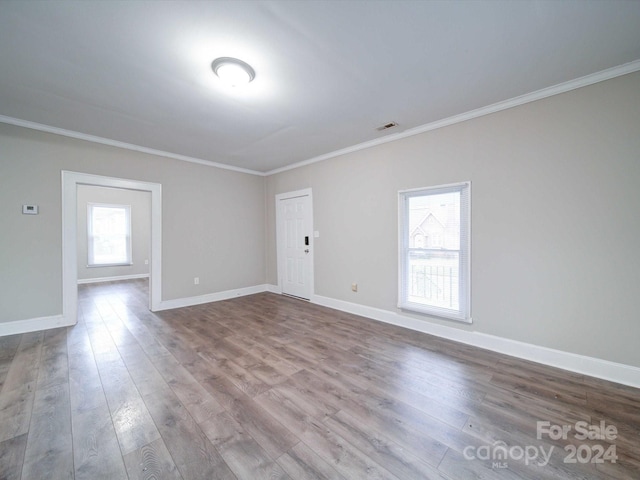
[399,181,470,322]
[87,203,132,266]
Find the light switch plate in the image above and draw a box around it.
[22,205,39,215]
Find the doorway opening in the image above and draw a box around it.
[62,171,162,326]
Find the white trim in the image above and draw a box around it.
[311,294,640,389]
[275,188,314,299]
[398,181,472,195]
[275,188,314,200]
[0,315,73,336]
[77,273,149,285]
[2,62,637,178]
[265,60,640,176]
[266,284,281,294]
[62,171,162,327]
[0,115,264,176]
[156,284,269,311]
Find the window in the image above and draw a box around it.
[399,182,470,322]
[87,203,132,266]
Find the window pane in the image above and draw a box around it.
[408,191,460,250]
[408,250,459,310]
[399,182,470,322]
[89,205,131,265]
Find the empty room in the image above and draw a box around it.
[1,1,639,479]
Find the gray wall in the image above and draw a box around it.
[266,71,640,368]
[0,125,265,323]
[76,185,151,281]
[2,70,639,369]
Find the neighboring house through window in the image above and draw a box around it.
[87,203,132,266]
[399,182,470,322]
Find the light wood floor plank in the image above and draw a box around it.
[276,441,347,480]
[224,391,299,459]
[21,382,73,480]
[35,328,69,391]
[142,388,236,480]
[71,403,128,480]
[0,335,22,394]
[0,383,36,443]
[201,410,291,480]
[1,332,43,395]
[0,433,27,480]
[123,437,183,480]
[322,412,446,479]
[299,420,401,480]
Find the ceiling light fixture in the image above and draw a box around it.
[211,57,255,87]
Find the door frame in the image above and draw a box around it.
[275,188,314,300]
[62,171,162,325]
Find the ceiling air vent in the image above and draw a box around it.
[376,121,398,131]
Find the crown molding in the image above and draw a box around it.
[0,115,265,176]
[2,59,638,177]
[265,59,640,176]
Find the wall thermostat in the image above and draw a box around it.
[22,205,39,215]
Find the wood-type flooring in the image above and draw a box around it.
[0,279,638,479]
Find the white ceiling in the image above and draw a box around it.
[1,1,640,174]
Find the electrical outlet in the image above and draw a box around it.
[194,277,199,285]
[144,259,149,265]
[351,283,358,292]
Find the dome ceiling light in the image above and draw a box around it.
[211,57,255,87]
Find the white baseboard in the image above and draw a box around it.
[155,284,269,311]
[0,314,75,336]
[77,273,150,285]
[312,294,640,389]
[266,284,281,294]
[6,286,635,387]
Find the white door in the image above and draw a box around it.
[276,190,313,300]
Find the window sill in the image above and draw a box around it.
[398,302,472,324]
[86,263,133,268]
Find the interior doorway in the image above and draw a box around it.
[77,185,151,285]
[62,171,162,326]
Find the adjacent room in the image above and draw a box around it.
[1,1,639,479]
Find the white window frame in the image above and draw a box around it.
[398,181,471,323]
[87,203,132,267]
